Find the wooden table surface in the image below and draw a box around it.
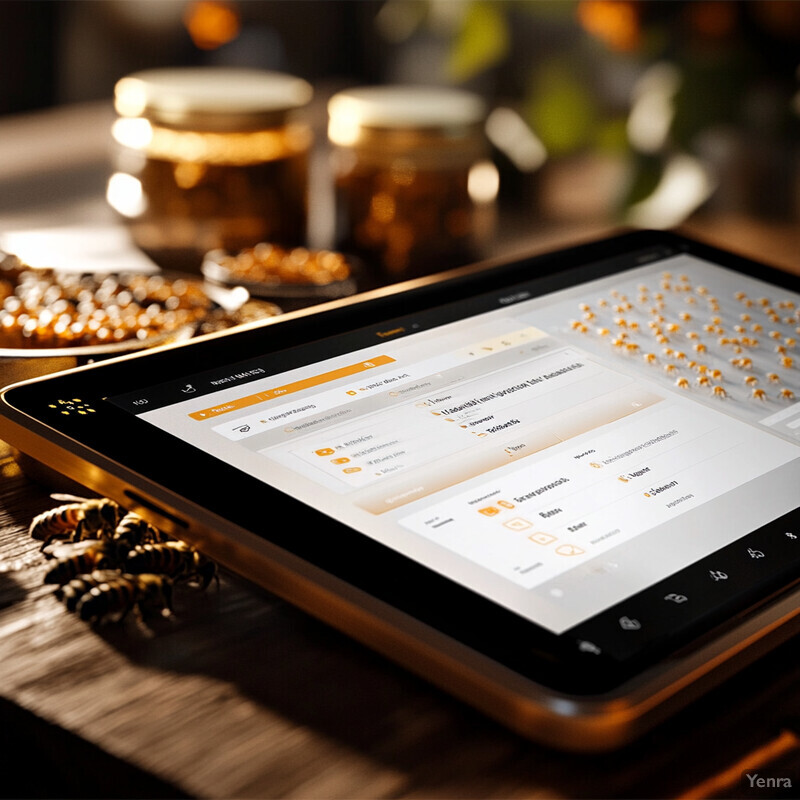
[0,99,798,797]
[3,441,800,800]
[1,219,800,799]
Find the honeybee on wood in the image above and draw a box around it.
[126,542,218,589]
[55,569,124,612]
[112,511,169,551]
[76,573,173,624]
[43,540,122,585]
[31,494,123,549]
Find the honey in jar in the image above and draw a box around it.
[327,85,497,284]
[109,67,313,273]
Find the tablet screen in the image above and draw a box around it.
[107,247,800,665]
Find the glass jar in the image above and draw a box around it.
[328,85,497,284]
[109,67,313,273]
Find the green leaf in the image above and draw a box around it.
[594,117,629,153]
[446,1,510,82]
[619,153,664,209]
[524,60,598,155]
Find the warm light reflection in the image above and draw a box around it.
[626,155,715,229]
[686,0,737,38]
[627,63,681,154]
[468,160,500,204]
[183,1,241,50]
[115,124,311,166]
[328,98,364,147]
[576,1,640,52]
[485,107,547,172]
[114,77,150,118]
[111,117,154,150]
[106,173,147,218]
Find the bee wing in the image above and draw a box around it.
[45,539,103,560]
[49,493,92,503]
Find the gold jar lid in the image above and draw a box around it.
[114,67,313,131]
[328,85,486,147]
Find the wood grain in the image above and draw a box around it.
[2,441,800,799]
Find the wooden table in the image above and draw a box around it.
[2,100,800,796]
[3,441,800,800]
[2,225,800,799]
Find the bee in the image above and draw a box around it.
[32,494,123,549]
[126,542,218,590]
[55,569,123,612]
[76,573,173,624]
[112,511,168,551]
[43,540,121,585]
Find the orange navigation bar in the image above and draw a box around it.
[188,355,396,420]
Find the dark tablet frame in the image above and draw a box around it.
[3,227,800,701]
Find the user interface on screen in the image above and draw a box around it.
[111,253,800,638]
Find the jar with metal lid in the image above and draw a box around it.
[109,67,313,273]
[327,85,497,284]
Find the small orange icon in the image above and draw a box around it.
[346,390,357,396]
[315,448,335,456]
[498,500,515,509]
[343,467,362,474]
[590,462,603,469]
[618,475,629,483]
[479,506,500,517]
[332,457,350,464]
[504,518,532,531]
[529,532,557,545]
[556,544,585,556]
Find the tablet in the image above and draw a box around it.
[2,229,799,751]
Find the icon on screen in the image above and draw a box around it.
[555,544,584,556]
[181,384,196,394]
[48,399,96,416]
[664,593,688,604]
[619,616,642,631]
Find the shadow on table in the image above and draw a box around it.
[88,568,800,800]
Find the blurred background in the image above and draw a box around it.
[0,0,799,276]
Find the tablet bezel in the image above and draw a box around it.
[2,228,800,747]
